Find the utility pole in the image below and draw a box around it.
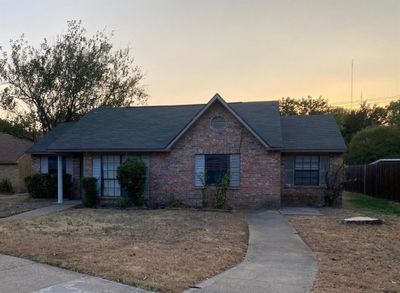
[351,59,354,108]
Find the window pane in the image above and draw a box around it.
[205,154,230,186]
[102,155,121,197]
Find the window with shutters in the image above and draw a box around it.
[294,155,319,186]
[195,154,240,187]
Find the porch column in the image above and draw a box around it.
[57,155,63,204]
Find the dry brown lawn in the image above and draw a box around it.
[288,196,400,293]
[0,208,248,293]
[0,193,53,218]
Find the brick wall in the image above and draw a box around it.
[149,101,281,209]
[32,155,40,173]
[83,153,93,177]
[70,155,81,199]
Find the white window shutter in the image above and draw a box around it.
[92,155,101,193]
[40,156,48,174]
[319,156,329,186]
[284,156,295,186]
[66,157,73,176]
[230,154,240,187]
[195,155,205,187]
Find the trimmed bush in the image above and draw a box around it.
[117,158,147,206]
[25,174,52,198]
[0,178,14,193]
[25,173,72,198]
[81,177,98,207]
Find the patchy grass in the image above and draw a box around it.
[0,193,54,218]
[345,192,400,216]
[288,192,400,293]
[0,209,248,293]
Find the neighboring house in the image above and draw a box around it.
[0,133,33,192]
[26,94,346,208]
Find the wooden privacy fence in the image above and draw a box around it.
[345,162,400,202]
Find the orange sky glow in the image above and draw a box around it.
[0,0,399,108]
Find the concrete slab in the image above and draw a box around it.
[0,200,80,222]
[279,207,322,216]
[0,254,154,293]
[184,210,318,293]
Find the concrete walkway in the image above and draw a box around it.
[185,211,317,293]
[0,200,80,222]
[0,254,153,293]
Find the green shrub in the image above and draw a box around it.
[25,173,72,199]
[213,173,229,209]
[115,196,133,209]
[346,125,400,164]
[117,158,147,206]
[81,177,98,207]
[0,178,14,193]
[25,174,52,198]
[166,196,188,208]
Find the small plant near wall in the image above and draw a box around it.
[81,177,98,208]
[117,157,147,206]
[200,172,230,209]
[214,173,230,209]
[325,161,346,207]
[0,178,14,193]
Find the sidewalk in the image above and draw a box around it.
[0,200,80,222]
[0,253,153,293]
[185,210,318,293]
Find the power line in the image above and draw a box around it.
[331,95,400,106]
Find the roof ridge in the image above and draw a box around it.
[95,100,280,110]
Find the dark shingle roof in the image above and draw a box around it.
[26,123,75,154]
[281,115,346,152]
[0,133,33,163]
[47,100,283,151]
[28,97,346,154]
[48,105,204,151]
[230,101,282,148]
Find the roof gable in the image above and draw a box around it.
[0,133,33,163]
[166,94,281,149]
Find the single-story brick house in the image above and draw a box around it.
[0,133,33,192]
[26,94,346,208]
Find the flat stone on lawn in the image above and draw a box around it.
[343,216,383,225]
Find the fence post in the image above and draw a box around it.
[363,164,367,194]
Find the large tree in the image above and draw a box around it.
[0,20,147,133]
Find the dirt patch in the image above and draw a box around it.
[0,209,248,292]
[289,209,400,293]
[0,194,54,218]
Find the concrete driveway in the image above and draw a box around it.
[0,253,153,293]
[185,210,318,293]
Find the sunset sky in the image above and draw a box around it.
[0,0,399,106]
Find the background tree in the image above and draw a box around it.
[346,126,400,164]
[0,117,37,140]
[0,20,146,133]
[386,100,400,126]
[279,96,331,115]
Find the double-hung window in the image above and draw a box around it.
[294,156,320,186]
